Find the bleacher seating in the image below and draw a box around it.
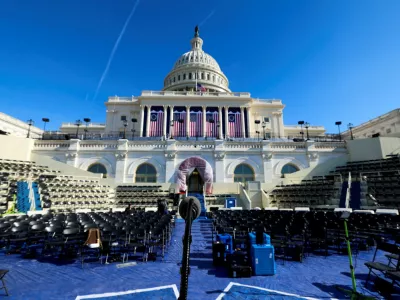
[115,185,172,210]
[267,176,341,208]
[38,175,114,213]
[331,155,400,208]
[205,194,237,210]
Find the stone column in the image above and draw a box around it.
[115,139,128,183]
[65,153,78,168]
[224,106,229,138]
[163,105,167,138]
[240,107,246,138]
[218,106,223,139]
[165,152,176,183]
[214,152,226,183]
[146,105,151,137]
[246,107,251,138]
[202,106,207,137]
[186,106,190,137]
[169,105,174,138]
[65,139,79,167]
[139,105,144,137]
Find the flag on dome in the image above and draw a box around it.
[197,83,206,92]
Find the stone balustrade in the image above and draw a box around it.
[32,139,347,154]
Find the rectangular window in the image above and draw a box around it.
[189,73,192,80]
[264,117,270,123]
[207,74,210,80]
[183,74,186,80]
[178,75,180,81]
[121,116,127,121]
[386,128,392,134]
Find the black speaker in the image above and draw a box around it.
[173,194,180,206]
[256,230,264,245]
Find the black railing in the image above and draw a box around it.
[39,131,345,143]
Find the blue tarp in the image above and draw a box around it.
[0,220,390,299]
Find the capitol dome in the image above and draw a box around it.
[163,26,231,93]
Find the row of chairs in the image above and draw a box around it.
[0,211,174,266]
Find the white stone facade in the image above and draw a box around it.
[25,27,345,193]
[32,139,347,185]
[0,112,43,139]
[342,108,400,139]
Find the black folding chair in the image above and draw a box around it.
[365,241,400,287]
[0,269,8,296]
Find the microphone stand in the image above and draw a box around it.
[178,198,194,300]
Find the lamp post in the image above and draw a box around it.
[83,118,91,140]
[262,121,266,140]
[122,120,128,139]
[298,120,305,140]
[305,122,310,140]
[348,123,354,140]
[335,121,342,141]
[254,120,260,139]
[26,119,34,138]
[170,120,174,139]
[131,118,137,140]
[75,119,82,138]
[41,118,49,139]
[217,120,220,139]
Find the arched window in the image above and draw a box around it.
[281,164,299,175]
[234,164,254,184]
[88,163,107,178]
[135,163,157,183]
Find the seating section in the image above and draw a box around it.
[332,155,400,177]
[0,159,59,179]
[39,175,114,213]
[0,211,173,264]
[205,194,237,210]
[267,176,341,208]
[212,210,400,263]
[0,173,16,214]
[115,185,172,209]
[331,155,400,208]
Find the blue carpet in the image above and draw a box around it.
[0,221,393,299]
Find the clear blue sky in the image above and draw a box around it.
[0,0,399,133]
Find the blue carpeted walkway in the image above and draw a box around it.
[0,220,392,299]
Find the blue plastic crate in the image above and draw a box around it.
[248,232,271,245]
[216,233,233,254]
[251,244,276,276]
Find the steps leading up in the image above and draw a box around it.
[187,192,207,218]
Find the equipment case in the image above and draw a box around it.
[251,244,276,276]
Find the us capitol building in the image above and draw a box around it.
[30,27,347,196]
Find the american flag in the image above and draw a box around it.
[173,111,186,137]
[149,111,164,137]
[189,111,202,137]
[197,83,206,92]
[206,111,219,137]
[228,112,242,138]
